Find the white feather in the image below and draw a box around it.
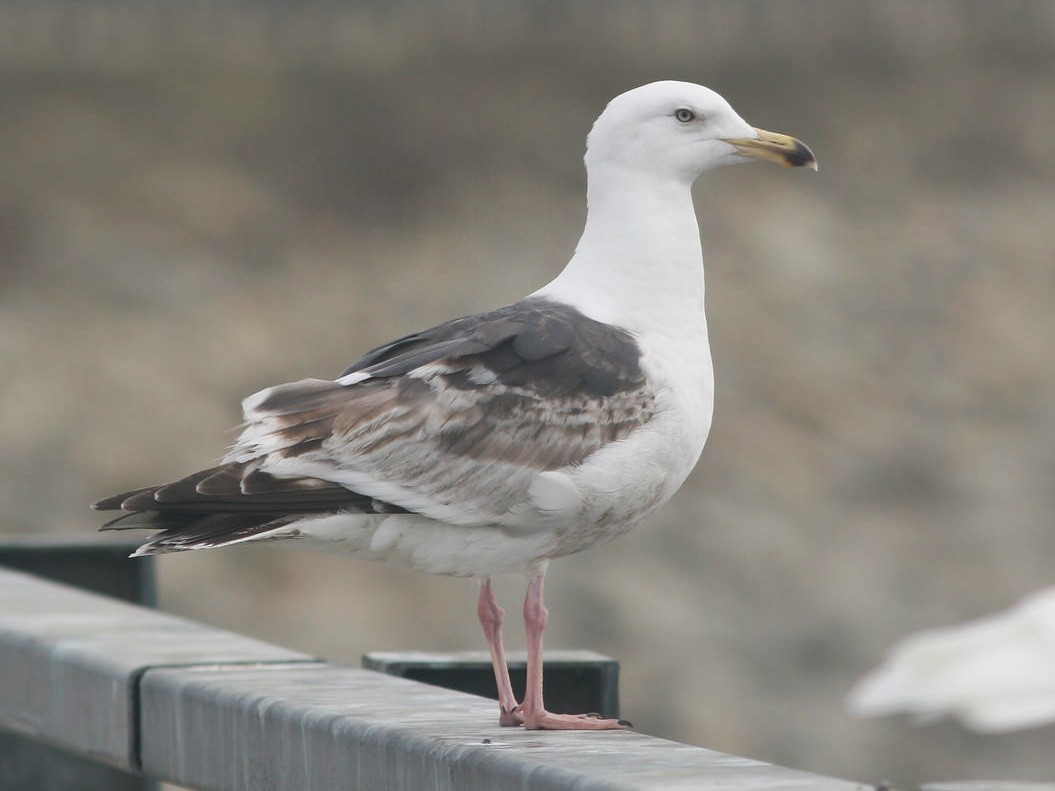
[848,588,1055,732]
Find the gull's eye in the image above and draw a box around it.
[674,108,696,123]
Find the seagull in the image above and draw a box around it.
[94,81,816,730]
[848,588,1055,733]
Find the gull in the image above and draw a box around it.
[94,81,816,730]
[848,588,1055,732]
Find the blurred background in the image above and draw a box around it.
[0,1,1052,787]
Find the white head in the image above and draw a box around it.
[585,81,816,183]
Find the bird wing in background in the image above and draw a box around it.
[848,587,1055,732]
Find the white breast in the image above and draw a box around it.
[539,322,714,558]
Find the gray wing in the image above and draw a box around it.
[95,297,656,548]
[228,297,655,525]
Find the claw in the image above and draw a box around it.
[522,711,630,730]
[498,705,524,727]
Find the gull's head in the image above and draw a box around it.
[585,81,817,182]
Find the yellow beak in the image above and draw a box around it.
[723,128,817,170]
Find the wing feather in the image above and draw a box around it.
[95,297,656,548]
[227,298,655,526]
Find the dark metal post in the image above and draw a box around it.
[362,650,620,719]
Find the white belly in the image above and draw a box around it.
[544,338,714,557]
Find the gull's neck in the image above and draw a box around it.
[533,164,706,337]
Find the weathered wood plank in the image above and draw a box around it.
[1,565,867,790]
[0,567,315,769]
[140,662,864,791]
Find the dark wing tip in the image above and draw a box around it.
[93,484,164,511]
[92,495,123,511]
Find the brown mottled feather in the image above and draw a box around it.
[95,297,654,553]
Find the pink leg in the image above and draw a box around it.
[519,569,629,730]
[477,576,523,726]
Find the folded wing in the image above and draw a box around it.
[95,297,655,551]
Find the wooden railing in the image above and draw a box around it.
[0,538,868,791]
